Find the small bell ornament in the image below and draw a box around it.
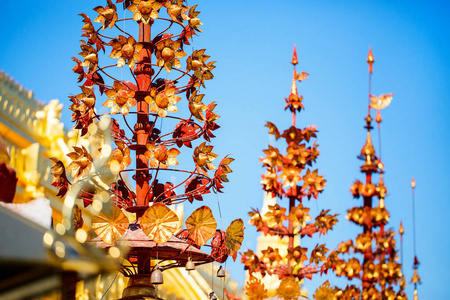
[185,257,196,271]
[217,266,225,278]
[151,265,163,285]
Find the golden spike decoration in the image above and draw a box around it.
[367,46,374,74]
[399,221,404,236]
[291,44,298,65]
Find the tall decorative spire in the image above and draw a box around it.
[410,177,421,299]
[334,47,406,299]
[242,45,337,300]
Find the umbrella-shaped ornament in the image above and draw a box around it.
[91,206,129,244]
[185,206,217,246]
[141,202,179,244]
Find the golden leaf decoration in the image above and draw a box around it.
[185,206,217,246]
[141,202,179,244]
[91,206,129,244]
[225,218,245,260]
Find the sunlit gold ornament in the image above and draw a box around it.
[109,35,143,69]
[411,268,421,284]
[127,0,161,24]
[245,276,268,300]
[367,47,374,74]
[225,219,244,259]
[185,206,217,246]
[66,145,93,179]
[144,143,180,169]
[313,280,336,300]
[93,0,118,30]
[277,277,301,300]
[145,85,181,117]
[140,202,179,243]
[399,221,404,235]
[103,81,136,115]
[91,206,129,244]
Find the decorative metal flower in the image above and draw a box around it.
[103,81,136,115]
[109,143,132,174]
[193,142,217,176]
[93,0,118,30]
[145,85,181,117]
[145,143,180,169]
[186,49,215,87]
[79,40,98,73]
[66,146,93,179]
[167,2,189,24]
[155,36,186,72]
[127,0,162,24]
[109,35,143,69]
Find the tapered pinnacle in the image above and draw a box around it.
[367,47,374,74]
[292,44,298,65]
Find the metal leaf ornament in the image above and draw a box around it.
[225,218,244,261]
[185,206,217,246]
[141,202,179,244]
[91,206,129,244]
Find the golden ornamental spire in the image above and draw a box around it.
[399,221,404,235]
[290,77,299,98]
[367,46,374,74]
[291,44,298,65]
[360,131,375,157]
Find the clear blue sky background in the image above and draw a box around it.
[1,0,449,298]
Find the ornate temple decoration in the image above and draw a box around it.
[241,46,338,300]
[42,1,244,299]
[333,48,407,299]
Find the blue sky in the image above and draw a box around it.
[1,0,449,298]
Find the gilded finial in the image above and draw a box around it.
[399,221,404,235]
[411,177,416,188]
[367,47,374,74]
[411,268,421,285]
[361,131,375,157]
[290,77,299,98]
[291,44,298,66]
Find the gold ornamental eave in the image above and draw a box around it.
[0,120,33,150]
